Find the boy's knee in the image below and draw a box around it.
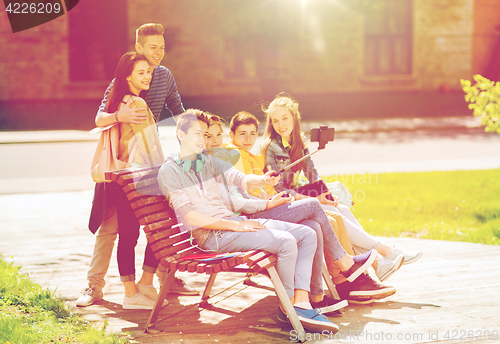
[304,219,321,232]
[302,226,317,247]
[279,234,298,255]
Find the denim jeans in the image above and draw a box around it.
[202,217,317,298]
[247,198,347,296]
[114,184,159,282]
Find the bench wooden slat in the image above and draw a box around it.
[105,163,162,183]
[195,262,209,273]
[162,245,203,264]
[133,202,172,219]
[143,220,179,234]
[177,260,191,272]
[187,261,199,273]
[251,255,278,273]
[123,176,159,193]
[131,196,166,210]
[148,229,188,245]
[126,188,162,203]
[140,212,177,227]
[235,251,257,265]
[111,164,162,185]
[246,251,271,267]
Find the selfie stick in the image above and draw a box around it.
[270,149,321,177]
[270,126,334,177]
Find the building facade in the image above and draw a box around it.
[0,0,499,128]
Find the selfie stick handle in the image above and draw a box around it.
[270,148,322,177]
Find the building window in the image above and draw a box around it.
[68,0,127,82]
[364,0,413,75]
[224,37,257,79]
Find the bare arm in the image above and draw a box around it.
[95,80,148,127]
[241,170,280,192]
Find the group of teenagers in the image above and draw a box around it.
[78,23,423,334]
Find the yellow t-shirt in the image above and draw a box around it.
[224,142,277,198]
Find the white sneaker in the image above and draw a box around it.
[123,293,156,310]
[376,254,404,282]
[137,283,169,306]
[137,283,158,300]
[76,287,102,307]
[391,246,423,265]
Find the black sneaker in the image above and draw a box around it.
[336,272,396,302]
[311,296,348,314]
[340,249,378,282]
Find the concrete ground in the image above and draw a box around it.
[1,116,499,343]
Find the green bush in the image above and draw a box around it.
[461,74,500,134]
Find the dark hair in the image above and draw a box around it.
[230,111,259,133]
[106,52,149,114]
[176,109,210,143]
[261,93,306,172]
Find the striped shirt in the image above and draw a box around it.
[97,65,185,121]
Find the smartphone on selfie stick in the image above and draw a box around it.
[270,126,336,200]
[270,126,335,177]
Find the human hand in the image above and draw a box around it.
[263,170,280,186]
[117,98,148,124]
[318,192,339,207]
[232,220,266,232]
[267,192,293,209]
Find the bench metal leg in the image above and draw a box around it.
[322,261,340,299]
[266,266,306,342]
[145,270,176,333]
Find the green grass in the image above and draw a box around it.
[0,257,130,344]
[324,169,500,245]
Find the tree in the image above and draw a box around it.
[461,75,500,134]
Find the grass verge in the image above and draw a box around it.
[325,169,500,245]
[0,256,130,344]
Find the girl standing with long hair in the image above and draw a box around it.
[105,52,164,309]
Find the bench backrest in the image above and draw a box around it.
[106,164,204,262]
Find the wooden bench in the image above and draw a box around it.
[106,164,308,340]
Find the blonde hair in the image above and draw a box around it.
[261,93,306,172]
[136,23,164,47]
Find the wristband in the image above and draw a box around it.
[114,111,120,123]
